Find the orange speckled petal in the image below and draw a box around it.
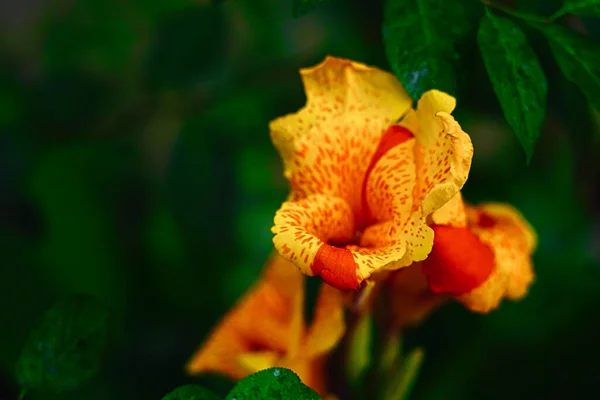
[412,91,473,218]
[302,283,346,358]
[272,195,409,290]
[430,192,467,227]
[458,203,537,313]
[186,255,304,379]
[286,116,386,216]
[270,55,412,181]
[365,137,416,222]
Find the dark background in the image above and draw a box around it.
[1,0,599,398]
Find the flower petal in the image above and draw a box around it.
[272,194,409,290]
[236,351,280,374]
[430,192,467,227]
[270,56,412,179]
[302,283,346,358]
[186,255,304,379]
[412,90,473,218]
[458,204,536,312]
[284,115,387,218]
[365,134,416,223]
[422,225,495,295]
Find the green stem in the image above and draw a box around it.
[482,0,553,23]
[18,388,27,400]
[384,348,424,400]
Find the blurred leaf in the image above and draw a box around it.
[552,0,600,19]
[478,10,547,162]
[16,295,110,393]
[293,0,328,17]
[535,23,600,111]
[383,0,470,100]
[225,368,321,400]
[383,347,424,400]
[145,4,227,90]
[162,384,221,400]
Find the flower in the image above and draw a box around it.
[185,254,345,396]
[422,193,537,312]
[270,56,473,290]
[385,193,536,329]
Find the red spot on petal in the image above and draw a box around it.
[422,225,495,295]
[312,244,361,291]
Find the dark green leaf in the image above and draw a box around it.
[383,0,470,100]
[535,23,600,111]
[162,384,221,400]
[552,0,600,19]
[16,295,110,393]
[293,0,328,17]
[225,368,321,400]
[478,10,547,162]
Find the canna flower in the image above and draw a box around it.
[186,254,345,396]
[387,193,536,325]
[270,56,473,291]
[423,193,536,313]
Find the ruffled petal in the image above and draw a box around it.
[411,91,473,218]
[458,203,536,312]
[272,194,408,290]
[270,56,412,179]
[186,255,304,379]
[430,192,467,227]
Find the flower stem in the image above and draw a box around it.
[18,388,27,400]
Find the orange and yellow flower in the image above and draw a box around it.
[186,254,345,396]
[423,193,536,312]
[386,193,536,328]
[270,56,473,291]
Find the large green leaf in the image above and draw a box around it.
[15,295,110,393]
[162,384,221,400]
[478,10,547,162]
[535,23,600,111]
[552,0,600,19]
[293,0,329,17]
[225,368,321,400]
[382,0,470,100]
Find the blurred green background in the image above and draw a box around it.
[1,0,600,399]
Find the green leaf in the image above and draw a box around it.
[478,10,547,162]
[535,23,600,111]
[383,0,470,100]
[225,368,321,400]
[162,384,221,400]
[16,295,110,393]
[292,0,328,17]
[552,0,600,19]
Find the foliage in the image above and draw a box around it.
[15,295,110,396]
